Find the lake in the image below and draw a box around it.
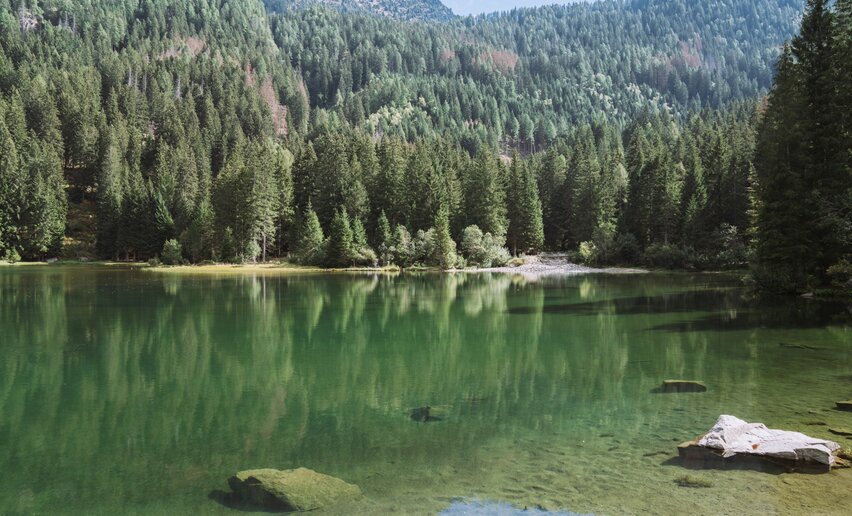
[1,266,850,514]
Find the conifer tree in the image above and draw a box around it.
[296,203,324,263]
[570,128,601,246]
[95,124,124,258]
[293,142,317,213]
[405,143,444,231]
[19,139,66,259]
[464,151,506,240]
[376,210,392,249]
[679,134,708,249]
[352,217,369,253]
[372,138,405,229]
[326,207,355,267]
[431,205,456,269]
[538,147,568,249]
[508,154,544,255]
[754,45,810,290]
[624,130,653,249]
[0,117,22,258]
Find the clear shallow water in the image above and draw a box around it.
[1,266,850,515]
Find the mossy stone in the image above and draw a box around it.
[227,467,362,512]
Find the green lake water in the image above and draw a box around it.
[1,266,851,515]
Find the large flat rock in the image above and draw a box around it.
[678,415,842,472]
[227,467,362,512]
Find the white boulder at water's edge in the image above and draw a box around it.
[696,415,841,466]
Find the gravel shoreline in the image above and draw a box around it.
[462,255,647,277]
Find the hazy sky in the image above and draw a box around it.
[443,1,587,17]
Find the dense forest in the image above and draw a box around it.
[0,0,848,293]
[752,0,852,292]
[263,0,455,22]
[266,0,802,148]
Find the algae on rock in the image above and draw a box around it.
[227,467,362,512]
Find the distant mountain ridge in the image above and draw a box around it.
[263,0,455,22]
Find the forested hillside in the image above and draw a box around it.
[2,0,847,294]
[263,0,455,22]
[267,0,802,149]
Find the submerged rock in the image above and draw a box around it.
[409,406,443,422]
[779,342,826,351]
[227,467,361,511]
[836,400,852,412]
[674,474,713,488]
[661,380,707,393]
[678,415,842,472]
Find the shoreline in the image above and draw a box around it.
[0,258,648,277]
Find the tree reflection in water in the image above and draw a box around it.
[0,267,849,513]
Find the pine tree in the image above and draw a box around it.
[95,124,124,258]
[182,199,215,263]
[591,150,624,262]
[624,130,653,249]
[326,207,355,267]
[352,217,369,252]
[19,139,66,259]
[754,45,811,290]
[649,150,681,246]
[275,146,295,256]
[792,0,843,276]
[375,209,393,264]
[507,154,544,255]
[372,138,405,227]
[431,205,456,269]
[834,1,852,264]
[296,203,324,264]
[405,143,444,231]
[464,150,506,240]
[293,142,317,213]
[376,210,392,249]
[312,134,350,227]
[0,117,23,258]
[248,143,281,263]
[570,128,601,246]
[679,133,708,249]
[538,147,568,249]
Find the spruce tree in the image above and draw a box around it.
[376,210,392,249]
[464,150,507,240]
[792,0,843,276]
[570,128,601,246]
[679,133,708,249]
[296,204,325,264]
[754,45,811,290]
[326,207,355,268]
[373,138,405,226]
[0,117,22,258]
[293,142,317,213]
[405,143,444,231]
[19,139,66,259]
[624,130,653,249]
[352,217,369,252]
[431,205,456,270]
[508,154,544,255]
[95,124,124,259]
[538,147,568,249]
